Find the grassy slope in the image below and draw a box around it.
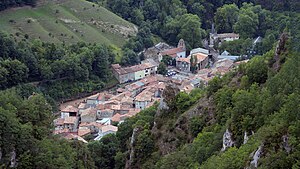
[0,0,137,47]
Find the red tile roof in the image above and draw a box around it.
[81,107,97,117]
[111,104,130,111]
[97,92,113,101]
[112,62,157,75]
[177,57,190,63]
[160,47,185,58]
[55,118,65,126]
[96,104,105,110]
[192,53,208,63]
[111,113,122,122]
[53,128,69,135]
[101,125,118,133]
[135,90,153,102]
[80,122,103,129]
[61,105,78,113]
[64,117,77,124]
[78,128,91,137]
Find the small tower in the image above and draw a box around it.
[209,23,217,48]
[177,39,186,50]
[211,23,217,35]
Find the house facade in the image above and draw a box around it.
[209,24,239,46]
[97,109,114,119]
[81,108,97,123]
[94,125,118,141]
[60,105,78,118]
[86,94,99,106]
[134,69,145,81]
[134,90,153,110]
[159,39,186,60]
[176,57,191,72]
[191,53,209,70]
[112,61,158,84]
[218,50,240,61]
[55,117,79,132]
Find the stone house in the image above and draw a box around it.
[81,107,97,123]
[111,62,158,84]
[60,105,78,118]
[159,39,186,60]
[94,125,118,141]
[97,109,114,119]
[176,57,191,72]
[191,53,209,70]
[134,90,153,110]
[86,94,99,106]
[143,42,172,62]
[55,116,79,132]
[209,24,239,46]
[111,105,131,114]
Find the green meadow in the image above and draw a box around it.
[0,0,137,47]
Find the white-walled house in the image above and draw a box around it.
[94,125,118,141]
[60,105,78,118]
[134,90,153,110]
[159,39,186,60]
[111,61,158,84]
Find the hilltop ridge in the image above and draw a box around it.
[0,0,137,46]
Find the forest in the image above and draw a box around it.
[97,0,300,55]
[0,32,118,105]
[0,0,36,11]
[0,0,300,168]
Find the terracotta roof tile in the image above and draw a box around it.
[78,103,86,109]
[135,90,153,102]
[160,47,185,57]
[101,125,118,133]
[111,113,122,122]
[64,117,77,124]
[112,62,157,75]
[53,128,69,135]
[192,53,208,63]
[80,122,103,129]
[177,57,190,63]
[78,128,91,137]
[61,105,78,113]
[81,107,97,117]
[96,104,105,110]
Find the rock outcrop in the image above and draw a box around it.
[221,129,234,151]
[249,145,263,168]
[272,32,289,72]
[10,148,17,168]
[126,127,140,169]
[243,131,249,144]
[157,81,180,114]
[282,135,291,153]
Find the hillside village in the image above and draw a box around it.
[54,33,249,143]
